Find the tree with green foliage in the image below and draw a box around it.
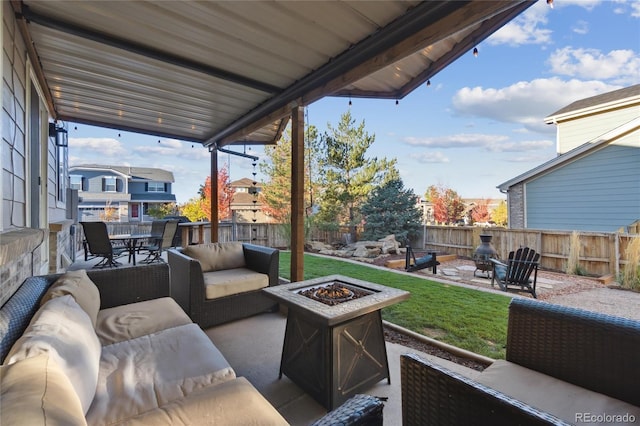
[360,178,422,242]
[259,125,320,223]
[425,184,465,224]
[491,200,508,226]
[147,202,177,219]
[316,110,399,233]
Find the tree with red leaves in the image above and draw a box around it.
[425,185,465,225]
[199,163,235,221]
[471,199,492,224]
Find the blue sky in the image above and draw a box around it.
[68,1,640,204]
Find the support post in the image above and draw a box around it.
[291,106,305,282]
[210,150,219,242]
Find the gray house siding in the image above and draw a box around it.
[526,144,640,232]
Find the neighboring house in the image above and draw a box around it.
[69,165,176,222]
[229,178,269,223]
[498,85,640,232]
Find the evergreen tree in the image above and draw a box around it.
[361,178,422,241]
[317,110,398,232]
[259,125,320,223]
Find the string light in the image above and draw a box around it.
[118,133,121,137]
[395,99,399,105]
[426,80,431,87]
[473,47,478,57]
[547,0,553,8]
[348,97,352,106]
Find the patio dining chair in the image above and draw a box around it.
[138,220,178,264]
[490,247,540,298]
[80,221,128,268]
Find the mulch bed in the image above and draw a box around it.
[383,326,487,371]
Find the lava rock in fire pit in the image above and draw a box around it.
[300,282,370,306]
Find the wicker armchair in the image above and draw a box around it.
[167,244,280,328]
[401,298,640,425]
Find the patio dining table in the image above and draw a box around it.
[109,233,151,266]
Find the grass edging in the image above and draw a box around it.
[382,320,495,367]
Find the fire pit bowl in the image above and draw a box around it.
[297,281,372,306]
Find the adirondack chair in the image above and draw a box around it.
[490,247,540,298]
[405,243,439,274]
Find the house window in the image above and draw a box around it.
[148,182,165,192]
[70,175,82,190]
[104,177,117,192]
[131,204,139,218]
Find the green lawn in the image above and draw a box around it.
[279,252,511,359]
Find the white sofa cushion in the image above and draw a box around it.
[40,269,101,327]
[203,268,269,299]
[87,323,236,425]
[96,297,192,345]
[5,295,101,414]
[121,377,289,425]
[0,353,87,426]
[477,360,640,424]
[183,242,246,272]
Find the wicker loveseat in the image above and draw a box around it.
[401,298,640,425]
[0,263,288,425]
[167,242,280,328]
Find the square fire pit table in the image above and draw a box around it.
[263,275,410,410]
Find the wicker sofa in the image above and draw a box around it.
[0,263,288,425]
[401,298,640,426]
[167,242,280,328]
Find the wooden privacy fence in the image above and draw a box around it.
[423,226,639,277]
[74,222,637,277]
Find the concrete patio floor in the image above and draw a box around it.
[204,310,482,425]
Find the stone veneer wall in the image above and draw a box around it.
[49,220,75,273]
[507,183,525,229]
[0,229,46,306]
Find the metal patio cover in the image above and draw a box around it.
[12,1,534,149]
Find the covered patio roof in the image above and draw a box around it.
[12,0,534,148]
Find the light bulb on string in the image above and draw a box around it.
[547,0,553,8]
[395,99,399,105]
[348,97,352,107]
[473,47,478,57]
[426,80,431,87]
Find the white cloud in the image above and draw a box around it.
[572,20,589,35]
[488,1,552,46]
[450,78,621,132]
[409,151,450,163]
[69,137,126,156]
[404,133,552,154]
[547,47,639,84]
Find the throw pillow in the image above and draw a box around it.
[183,242,246,272]
[6,295,101,414]
[40,269,100,327]
[0,353,87,426]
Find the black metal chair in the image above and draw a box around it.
[490,247,540,298]
[80,221,128,268]
[138,220,178,264]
